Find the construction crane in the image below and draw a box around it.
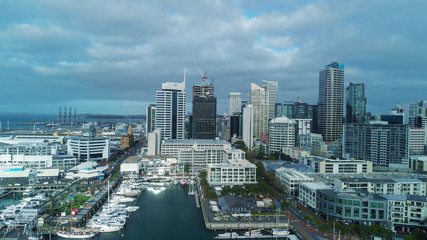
[192,57,210,86]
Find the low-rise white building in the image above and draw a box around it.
[335,177,427,196]
[207,158,256,186]
[298,181,332,212]
[67,137,110,162]
[301,156,373,174]
[275,168,313,196]
[120,156,141,177]
[282,147,311,161]
[381,194,427,229]
[142,155,178,176]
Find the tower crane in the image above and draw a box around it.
[192,57,210,85]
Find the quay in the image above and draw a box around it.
[38,177,124,234]
[197,181,289,231]
[215,235,280,239]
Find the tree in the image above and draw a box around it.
[313,218,322,229]
[199,170,207,179]
[221,186,232,196]
[255,161,266,178]
[184,164,190,174]
[281,201,291,208]
[320,224,332,232]
[233,140,247,151]
[304,215,312,222]
[358,225,372,239]
[256,145,266,159]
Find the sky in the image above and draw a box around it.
[0,0,426,115]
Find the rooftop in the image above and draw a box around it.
[124,156,139,163]
[300,181,332,190]
[162,139,230,145]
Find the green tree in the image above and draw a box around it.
[313,218,322,228]
[281,201,291,208]
[256,145,266,159]
[221,186,232,196]
[319,224,332,232]
[184,164,190,174]
[199,170,207,179]
[358,225,372,239]
[303,215,312,222]
[233,140,247,151]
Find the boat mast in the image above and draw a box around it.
[70,198,73,230]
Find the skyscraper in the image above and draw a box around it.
[242,104,254,150]
[345,83,367,123]
[248,83,269,141]
[262,80,278,120]
[146,104,156,133]
[155,80,186,140]
[318,62,344,142]
[192,85,216,139]
[228,92,242,115]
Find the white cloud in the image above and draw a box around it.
[0,0,425,114]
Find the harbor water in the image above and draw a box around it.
[58,184,216,240]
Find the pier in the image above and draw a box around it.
[197,181,289,231]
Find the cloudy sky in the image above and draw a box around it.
[1,0,426,115]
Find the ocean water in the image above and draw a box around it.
[56,185,216,240]
[0,113,56,130]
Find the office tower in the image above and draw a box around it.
[275,101,294,118]
[229,92,242,115]
[345,83,367,123]
[248,83,269,141]
[146,104,156,133]
[343,122,409,167]
[268,116,296,154]
[242,104,254,150]
[155,80,186,140]
[276,99,318,133]
[192,85,216,139]
[409,127,425,155]
[262,80,278,120]
[216,115,230,141]
[229,115,242,140]
[318,62,344,142]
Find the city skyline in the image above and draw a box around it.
[1,1,426,114]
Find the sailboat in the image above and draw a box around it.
[272,209,289,237]
[216,217,239,239]
[57,196,95,239]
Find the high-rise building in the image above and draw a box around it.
[345,83,367,123]
[242,104,254,150]
[146,104,156,134]
[276,99,318,133]
[409,127,425,155]
[192,85,216,139]
[318,62,344,142]
[275,101,294,118]
[268,116,296,154]
[262,80,278,120]
[343,122,409,167]
[248,83,269,141]
[155,80,186,140]
[228,92,242,116]
[216,115,230,141]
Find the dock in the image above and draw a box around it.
[197,181,289,231]
[215,235,282,239]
